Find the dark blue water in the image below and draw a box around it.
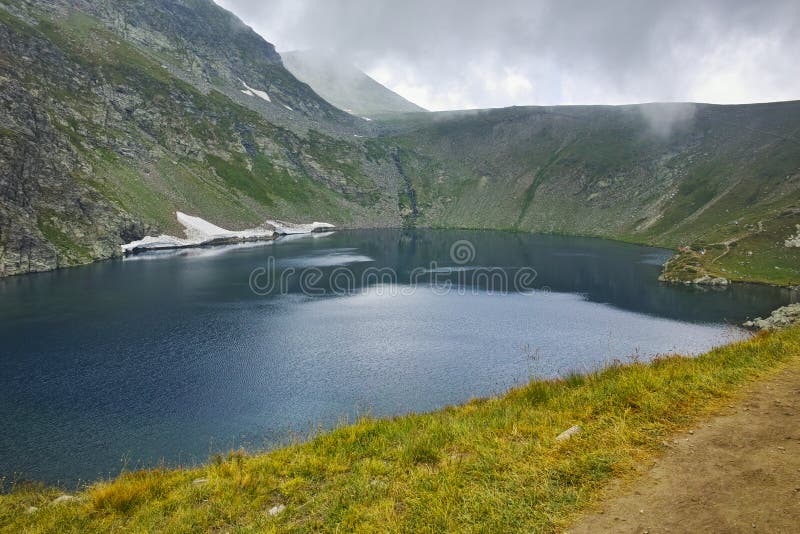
[0,229,793,486]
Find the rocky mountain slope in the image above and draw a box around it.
[0,0,798,285]
[0,0,404,276]
[282,49,427,118]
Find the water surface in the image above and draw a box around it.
[0,229,793,485]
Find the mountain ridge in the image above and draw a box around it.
[282,49,427,118]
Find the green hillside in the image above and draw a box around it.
[388,103,800,284]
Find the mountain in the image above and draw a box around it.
[282,49,427,118]
[389,103,800,284]
[0,0,405,276]
[0,0,798,285]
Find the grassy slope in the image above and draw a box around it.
[2,327,799,532]
[388,104,800,286]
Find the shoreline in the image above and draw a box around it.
[3,224,799,289]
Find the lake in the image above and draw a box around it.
[0,229,793,486]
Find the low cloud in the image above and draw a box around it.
[639,103,697,138]
[216,0,800,111]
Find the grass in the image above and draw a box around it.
[2,327,800,532]
[35,216,92,264]
[0,125,18,139]
[661,211,800,286]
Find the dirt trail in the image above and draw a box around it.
[567,364,800,534]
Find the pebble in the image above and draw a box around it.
[556,425,582,441]
[269,504,286,516]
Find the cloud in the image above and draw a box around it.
[214,0,800,111]
[638,103,697,138]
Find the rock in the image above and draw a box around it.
[784,225,800,247]
[51,495,77,505]
[192,478,208,486]
[692,275,729,286]
[556,425,582,441]
[268,504,286,516]
[25,506,38,514]
[743,303,800,331]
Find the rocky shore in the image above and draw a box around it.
[743,303,800,331]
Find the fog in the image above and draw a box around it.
[215,0,800,111]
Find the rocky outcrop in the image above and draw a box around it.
[785,225,800,248]
[689,275,730,286]
[743,304,800,331]
[658,251,730,287]
[0,14,144,276]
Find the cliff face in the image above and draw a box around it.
[0,7,142,274]
[0,0,403,276]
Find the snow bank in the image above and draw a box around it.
[265,220,336,235]
[122,212,334,254]
[240,79,271,102]
[176,212,231,240]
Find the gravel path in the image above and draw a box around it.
[567,364,800,533]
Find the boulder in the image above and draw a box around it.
[743,303,800,331]
[268,504,287,516]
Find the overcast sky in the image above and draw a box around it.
[215,0,800,111]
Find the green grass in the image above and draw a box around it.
[36,216,92,263]
[2,327,800,532]
[0,125,18,139]
[661,211,800,286]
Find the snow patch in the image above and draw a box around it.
[283,104,293,111]
[122,213,335,254]
[266,220,336,235]
[240,79,270,102]
[361,117,372,122]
